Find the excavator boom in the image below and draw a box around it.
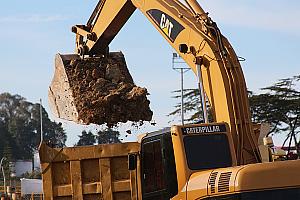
[49,0,261,165]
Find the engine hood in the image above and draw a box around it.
[186,160,300,199]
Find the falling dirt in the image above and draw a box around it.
[64,52,153,126]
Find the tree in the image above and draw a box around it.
[76,130,96,146]
[168,89,212,123]
[169,75,300,153]
[0,92,67,160]
[22,170,42,179]
[249,76,300,153]
[97,128,121,144]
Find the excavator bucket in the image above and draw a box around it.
[48,54,81,123]
[48,52,153,126]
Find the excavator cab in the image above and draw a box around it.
[138,123,237,200]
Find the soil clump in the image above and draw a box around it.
[64,52,153,126]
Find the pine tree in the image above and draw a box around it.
[76,131,96,146]
[97,128,121,144]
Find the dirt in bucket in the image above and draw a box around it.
[64,52,153,126]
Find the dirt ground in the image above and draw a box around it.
[64,52,153,126]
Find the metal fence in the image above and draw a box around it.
[0,185,4,193]
[0,193,43,200]
[0,186,38,200]
[0,186,21,193]
[21,194,43,200]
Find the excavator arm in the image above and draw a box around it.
[53,0,261,165]
[72,0,136,55]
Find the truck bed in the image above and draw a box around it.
[39,142,140,200]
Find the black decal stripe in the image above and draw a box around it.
[182,124,227,135]
[147,9,184,43]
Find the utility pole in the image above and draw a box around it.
[172,53,191,125]
[40,99,43,144]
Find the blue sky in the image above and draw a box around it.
[1,0,299,146]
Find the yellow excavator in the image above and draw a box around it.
[45,0,300,199]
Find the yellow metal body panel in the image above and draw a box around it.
[183,160,300,199]
[235,160,300,192]
[85,0,136,55]
[170,123,237,195]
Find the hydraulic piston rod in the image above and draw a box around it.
[184,0,208,19]
[196,62,209,123]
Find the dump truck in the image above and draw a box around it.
[39,142,140,200]
[43,0,300,199]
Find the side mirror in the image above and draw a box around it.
[128,153,137,171]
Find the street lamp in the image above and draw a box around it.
[172,53,191,125]
[0,157,6,169]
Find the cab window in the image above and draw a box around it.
[141,133,178,200]
[143,140,166,193]
[184,134,232,170]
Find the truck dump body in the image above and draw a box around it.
[39,142,140,200]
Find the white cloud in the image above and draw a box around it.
[199,1,300,36]
[0,14,70,23]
